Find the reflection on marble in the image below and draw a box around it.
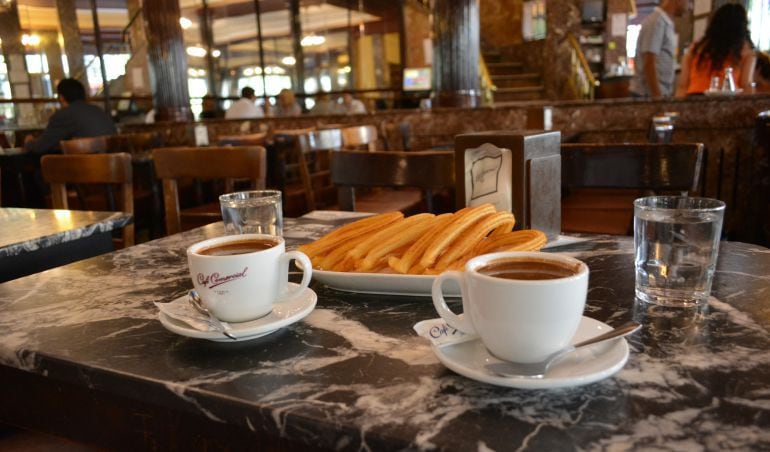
[0,208,132,257]
[0,220,768,450]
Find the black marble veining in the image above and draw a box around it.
[0,217,768,450]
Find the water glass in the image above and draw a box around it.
[219,190,283,236]
[634,196,725,307]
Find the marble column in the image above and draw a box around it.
[124,0,151,97]
[40,31,65,86]
[432,0,480,108]
[56,0,88,87]
[143,0,192,122]
[0,1,36,125]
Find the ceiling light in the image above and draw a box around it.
[243,68,254,76]
[21,34,40,46]
[300,34,326,47]
[281,56,296,66]
[211,49,221,58]
[179,17,192,29]
[186,46,206,58]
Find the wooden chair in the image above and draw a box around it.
[274,129,343,216]
[560,143,704,235]
[41,153,134,247]
[341,125,378,151]
[330,150,456,214]
[60,136,110,154]
[152,146,266,235]
[216,132,267,147]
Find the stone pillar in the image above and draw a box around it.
[289,0,305,94]
[123,0,151,97]
[0,1,36,125]
[432,0,480,108]
[40,31,65,87]
[56,0,88,87]
[143,0,192,122]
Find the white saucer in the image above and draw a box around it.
[158,284,317,342]
[431,316,630,389]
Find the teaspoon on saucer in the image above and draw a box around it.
[485,321,641,379]
[188,290,237,340]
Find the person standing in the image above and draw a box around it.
[630,0,688,98]
[24,78,116,154]
[225,87,264,119]
[675,4,756,96]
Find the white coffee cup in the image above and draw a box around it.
[432,251,589,363]
[187,234,312,323]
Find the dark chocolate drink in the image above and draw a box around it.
[478,258,580,280]
[198,238,278,256]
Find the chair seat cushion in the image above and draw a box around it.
[352,188,424,215]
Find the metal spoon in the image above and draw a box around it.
[485,321,641,379]
[188,290,237,340]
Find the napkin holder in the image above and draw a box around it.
[454,130,562,240]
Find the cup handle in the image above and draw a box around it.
[277,250,312,302]
[431,271,476,335]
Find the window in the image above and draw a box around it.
[748,0,770,50]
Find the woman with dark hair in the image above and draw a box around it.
[675,3,756,96]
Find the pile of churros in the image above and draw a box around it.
[298,204,547,275]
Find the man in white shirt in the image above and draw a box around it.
[629,0,688,98]
[339,92,367,115]
[225,87,264,119]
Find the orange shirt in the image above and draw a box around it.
[686,52,744,94]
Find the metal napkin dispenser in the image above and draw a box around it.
[454,130,562,240]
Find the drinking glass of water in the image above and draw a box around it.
[219,190,283,236]
[634,196,725,307]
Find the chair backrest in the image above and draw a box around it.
[60,135,110,154]
[109,131,165,154]
[152,146,267,235]
[561,143,704,194]
[560,143,704,235]
[217,132,267,147]
[330,150,455,211]
[41,152,134,246]
[341,125,378,151]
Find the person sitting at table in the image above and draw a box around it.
[225,87,264,119]
[675,3,756,97]
[309,92,339,116]
[339,92,367,115]
[271,89,303,117]
[24,78,116,154]
[199,94,224,119]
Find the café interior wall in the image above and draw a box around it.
[402,1,431,69]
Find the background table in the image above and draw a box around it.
[0,207,132,282]
[0,215,768,450]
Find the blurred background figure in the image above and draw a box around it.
[199,94,224,119]
[309,92,339,115]
[272,89,302,117]
[226,87,264,119]
[675,3,756,96]
[24,78,116,154]
[339,92,366,115]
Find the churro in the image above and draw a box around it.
[387,213,455,274]
[357,213,435,271]
[418,204,495,269]
[299,211,403,259]
[433,211,515,271]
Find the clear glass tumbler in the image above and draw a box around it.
[634,196,725,307]
[219,190,283,236]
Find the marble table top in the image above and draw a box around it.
[0,208,132,258]
[0,214,768,450]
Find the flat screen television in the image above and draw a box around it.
[403,67,432,91]
[581,0,604,23]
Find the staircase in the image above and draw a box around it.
[483,52,545,103]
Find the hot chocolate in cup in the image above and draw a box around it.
[187,234,312,323]
[432,251,589,363]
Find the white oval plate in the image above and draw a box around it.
[312,269,461,297]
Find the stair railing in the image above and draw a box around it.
[566,34,596,100]
[479,54,496,106]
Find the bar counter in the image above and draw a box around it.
[0,217,768,450]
